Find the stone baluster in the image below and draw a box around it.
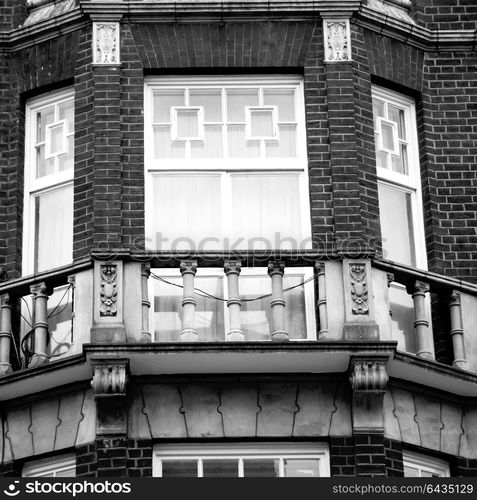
[141,263,152,342]
[315,262,328,337]
[224,261,244,341]
[268,261,288,341]
[448,290,467,369]
[406,280,433,360]
[29,282,52,367]
[180,261,198,342]
[0,294,12,375]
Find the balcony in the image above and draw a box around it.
[0,254,476,394]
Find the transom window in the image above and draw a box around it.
[403,451,450,478]
[153,443,330,477]
[144,76,310,252]
[23,89,74,275]
[22,453,76,477]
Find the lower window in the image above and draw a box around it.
[403,450,450,477]
[22,453,76,477]
[153,443,330,477]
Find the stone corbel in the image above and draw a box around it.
[349,356,389,434]
[323,18,352,62]
[91,358,129,435]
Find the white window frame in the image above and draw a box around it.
[153,443,330,477]
[22,453,76,477]
[23,88,74,276]
[403,450,450,478]
[150,266,316,341]
[171,106,205,141]
[372,85,427,270]
[144,76,311,252]
[245,105,279,141]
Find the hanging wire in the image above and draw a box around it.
[150,272,318,303]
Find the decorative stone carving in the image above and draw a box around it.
[93,22,120,65]
[91,360,128,395]
[350,263,368,315]
[99,265,118,317]
[324,19,351,62]
[349,359,389,392]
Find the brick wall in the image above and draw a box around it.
[384,438,404,477]
[453,457,477,477]
[75,443,97,477]
[354,434,387,476]
[330,437,356,476]
[411,0,477,31]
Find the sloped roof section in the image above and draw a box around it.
[23,0,77,27]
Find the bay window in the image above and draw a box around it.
[403,451,450,477]
[153,443,330,477]
[23,89,74,275]
[22,453,76,477]
[373,86,431,354]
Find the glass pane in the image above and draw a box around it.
[263,89,295,121]
[35,185,73,273]
[202,460,238,477]
[36,145,55,178]
[374,135,387,169]
[230,173,302,248]
[250,109,274,137]
[48,122,66,155]
[373,99,385,124]
[153,125,185,158]
[266,124,297,158]
[58,100,74,133]
[284,459,320,477]
[378,183,416,266]
[58,135,73,172]
[421,470,435,477]
[226,89,258,122]
[240,274,307,340]
[153,90,184,122]
[152,275,225,342]
[190,89,222,122]
[47,285,73,358]
[149,174,221,250]
[227,125,260,157]
[176,109,199,138]
[36,106,55,142]
[380,121,396,152]
[389,284,416,354]
[161,460,197,478]
[243,459,279,477]
[191,125,223,158]
[404,465,419,477]
[388,105,406,139]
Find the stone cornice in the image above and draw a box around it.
[0,0,475,52]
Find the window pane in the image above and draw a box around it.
[153,125,186,159]
[176,109,200,138]
[390,143,408,175]
[389,284,416,354]
[150,174,222,250]
[380,121,396,151]
[227,89,258,122]
[373,98,385,126]
[36,106,55,143]
[378,183,416,266]
[202,460,238,477]
[191,125,223,158]
[230,173,302,248]
[48,122,66,155]
[58,135,74,172]
[58,100,74,133]
[153,90,184,122]
[190,89,222,122]
[404,465,419,477]
[388,105,406,139]
[227,125,260,157]
[266,124,297,157]
[35,185,73,272]
[284,459,320,477]
[161,460,197,478]
[250,109,274,137]
[243,459,279,477]
[36,144,55,178]
[263,89,295,121]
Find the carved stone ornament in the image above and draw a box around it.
[91,361,128,395]
[100,265,118,317]
[93,22,120,65]
[324,20,350,62]
[349,359,389,392]
[350,263,368,315]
